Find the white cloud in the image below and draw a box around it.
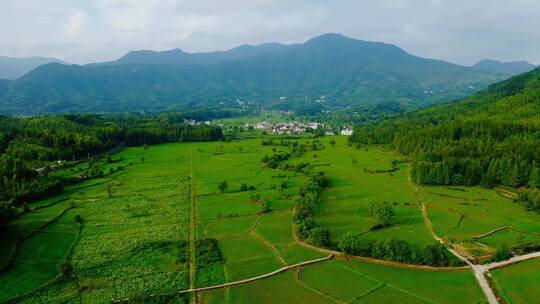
[64,10,87,37]
[0,0,539,65]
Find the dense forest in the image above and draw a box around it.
[350,67,540,190]
[0,112,225,226]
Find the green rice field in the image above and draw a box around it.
[1,134,538,303]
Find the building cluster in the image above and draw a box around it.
[184,119,212,126]
[245,121,354,136]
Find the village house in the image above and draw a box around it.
[341,128,354,136]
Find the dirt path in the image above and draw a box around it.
[177,255,334,294]
[469,226,509,240]
[408,176,540,304]
[408,175,502,303]
[187,151,198,304]
[249,214,288,266]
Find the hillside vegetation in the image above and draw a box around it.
[0,34,506,115]
[350,67,540,206]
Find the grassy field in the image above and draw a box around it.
[292,136,435,249]
[300,259,484,304]
[2,134,539,303]
[491,258,540,303]
[418,184,540,259]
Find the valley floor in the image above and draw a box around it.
[1,136,538,303]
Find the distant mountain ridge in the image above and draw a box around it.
[0,56,67,80]
[107,42,296,66]
[0,33,514,115]
[472,59,536,76]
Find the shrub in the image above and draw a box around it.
[195,239,223,267]
[492,245,512,262]
[307,227,331,247]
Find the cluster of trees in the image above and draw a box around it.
[338,236,453,266]
[367,201,395,227]
[294,170,331,247]
[516,189,540,214]
[0,114,224,226]
[261,153,291,169]
[262,140,326,170]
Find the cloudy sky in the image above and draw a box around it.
[1,0,539,65]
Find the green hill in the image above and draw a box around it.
[0,34,506,115]
[350,67,540,188]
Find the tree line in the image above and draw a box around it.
[350,118,540,189]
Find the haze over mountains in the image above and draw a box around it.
[0,56,66,80]
[472,59,536,75]
[0,34,533,115]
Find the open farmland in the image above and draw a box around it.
[1,135,539,303]
[491,258,540,303]
[418,185,540,260]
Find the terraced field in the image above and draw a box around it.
[1,135,537,303]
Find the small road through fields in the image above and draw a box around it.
[411,177,498,303]
[408,171,540,304]
[177,255,333,295]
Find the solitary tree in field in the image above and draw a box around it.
[218,181,228,193]
[367,201,395,227]
[329,139,336,147]
[351,156,358,167]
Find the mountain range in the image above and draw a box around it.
[104,42,296,66]
[472,59,536,75]
[0,34,531,115]
[0,56,67,80]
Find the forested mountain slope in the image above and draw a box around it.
[0,34,506,115]
[350,67,540,189]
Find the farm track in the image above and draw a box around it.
[177,255,333,295]
[411,179,499,303]
[409,172,540,304]
[469,226,509,239]
[249,214,288,266]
